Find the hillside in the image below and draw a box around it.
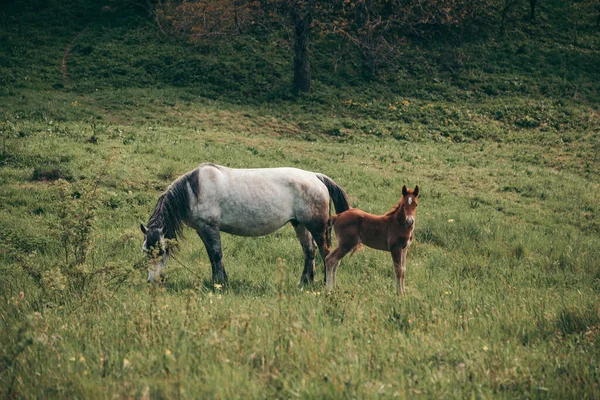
[1,0,599,398]
[2,0,599,172]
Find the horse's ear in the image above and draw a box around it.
[402,185,408,197]
[413,185,420,198]
[140,224,147,235]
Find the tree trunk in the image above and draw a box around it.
[292,7,312,93]
[499,0,517,37]
[355,0,374,79]
[529,0,537,21]
[233,0,242,34]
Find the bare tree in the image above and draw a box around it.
[529,0,537,21]
[500,0,520,37]
[288,1,314,93]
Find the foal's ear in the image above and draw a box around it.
[402,185,408,197]
[413,185,420,198]
[140,223,147,235]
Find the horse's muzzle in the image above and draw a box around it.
[147,275,165,284]
[405,216,415,228]
[147,269,165,284]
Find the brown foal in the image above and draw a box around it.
[325,185,420,294]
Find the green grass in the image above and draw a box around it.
[1,97,599,397]
[1,0,599,398]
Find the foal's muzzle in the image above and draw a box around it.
[405,216,415,228]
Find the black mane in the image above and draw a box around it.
[147,168,200,242]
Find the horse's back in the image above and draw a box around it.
[334,208,392,251]
[332,208,365,235]
[198,164,326,197]
[193,164,329,235]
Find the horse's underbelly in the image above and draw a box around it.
[361,236,390,251]
[218,202,293,236]
[358,225,391,251]
[219,216,290,236]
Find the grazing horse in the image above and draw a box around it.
[140,163,350,284]
[325,185,420,294]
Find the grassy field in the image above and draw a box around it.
[1,0,600,398]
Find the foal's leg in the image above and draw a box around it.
[324,243,354,293]
[324,227,358,293]
[196,223,228,284]
[391,245,407,295]
[292,223,317,285]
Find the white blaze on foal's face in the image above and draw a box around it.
[400,185,419,228]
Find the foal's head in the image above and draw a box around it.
[140,223,168,283]
[399,185,420,228]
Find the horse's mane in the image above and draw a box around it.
[147,168,200,241]
[385,192,412,216]
[385,202,402,217]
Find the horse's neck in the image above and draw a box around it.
[149,205,180,241]
[392,203,411,226]
[394,203,406,218]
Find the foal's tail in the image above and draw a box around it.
[317,174,350,249]
[316,174,350,214]
[325,214,363,255]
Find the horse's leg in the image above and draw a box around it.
[324,243,354,293]
[292,222,317,285]
[391,245,407,295]
[399,246,409,294]
[305,222,331,283]
[196,223,228,284]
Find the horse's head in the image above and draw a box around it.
[400,185,420,228]
[140,223,168,283]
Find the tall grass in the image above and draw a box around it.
[1,0,599,396]
[1,99,599,397]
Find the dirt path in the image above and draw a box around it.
[61,25,89,87]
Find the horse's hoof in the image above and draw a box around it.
[299,275,313,287]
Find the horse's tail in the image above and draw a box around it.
[316,174,350,214]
